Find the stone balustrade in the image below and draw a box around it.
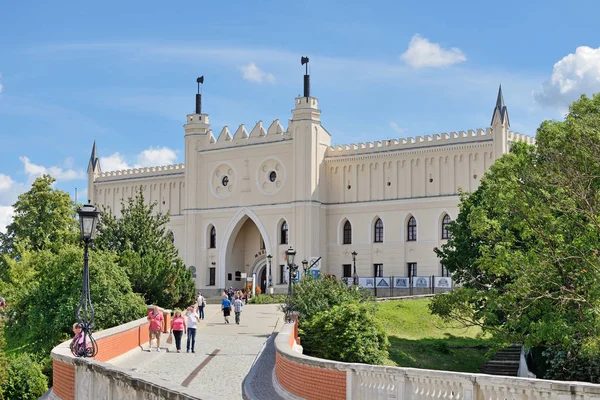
[50,313,217,400]
[274,319,600,400]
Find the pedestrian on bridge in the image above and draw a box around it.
[197,292,205,320]
[221,296,232,324]
[233,296,243,325]
[170,310,187,353]
[147,306,164,352]
[186,306,200,353]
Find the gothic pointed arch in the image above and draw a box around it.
[279,219,289,245]
[373,217,384,243]
[341,219,352,245]
[406,214,417,242]
[441,213,451,240]
[208,224,217,249]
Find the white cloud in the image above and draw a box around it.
[239,62,276,84]
[0,72,3,94]
[0,174,15,191]
[100,147,178,171]
[77,188,88,204]
[19,156,85,182]
[99,152,130,171]
[401,34,466,69]
[0,206,13,233]
[389,122,408,134]
[534,46,600,107]
[136,147,177,167]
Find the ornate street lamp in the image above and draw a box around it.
[267,254,273,294]
[285,247,297,322]
[72,203,101,358]
[302,259,309,279]
[352,251,358,286]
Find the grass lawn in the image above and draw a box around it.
[376,298,490,372]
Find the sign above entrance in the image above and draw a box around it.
[241,273,247,278]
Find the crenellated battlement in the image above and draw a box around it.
[202,119,289,149]
[507,131,536,144]
[97,164,185,181]
[325,128,534,157]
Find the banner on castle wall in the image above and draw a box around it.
[413,276,430,288]
[434,277,452,288]
[359,277,375,288]
[375,277,390,288]
[393,277,410,288]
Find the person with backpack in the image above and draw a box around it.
[197,292,206,320]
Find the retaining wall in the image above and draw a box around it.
[274,320,600,400]
[50,312,215,400]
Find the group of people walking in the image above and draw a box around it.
[146,292,207,353]
[221,287,245,324]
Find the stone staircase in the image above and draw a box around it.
[481,345,522,376]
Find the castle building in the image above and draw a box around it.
[87,66,534,295]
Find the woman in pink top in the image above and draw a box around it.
[170,310,187,353]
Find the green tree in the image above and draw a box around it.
[300,302,389,365]
[0,353,47,400]
[3,245,146,356]
[0,175,78,257]
[95,188,195,309]
[431,94,600,373]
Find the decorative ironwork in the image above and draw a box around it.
[285,247,297,322]
[73,203,101,358]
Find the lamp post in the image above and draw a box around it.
[352,251,358,286]
[267,254,273,294]
[285,247,297,322]
[73,203,101,358]
[302,259,309,279]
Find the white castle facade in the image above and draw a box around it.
[87,70,534,295]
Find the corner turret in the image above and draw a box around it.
[87,141,101,204]
[491,85,510,157]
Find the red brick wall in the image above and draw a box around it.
[53,360,75,400]
[53,320,150,398]
[276,353,346,400]
[276,316,346,400]
[95,322,150,362]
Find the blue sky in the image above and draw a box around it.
[1,0,600,230]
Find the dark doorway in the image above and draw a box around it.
[260,267,267,294]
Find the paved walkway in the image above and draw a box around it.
[110,303,283,400]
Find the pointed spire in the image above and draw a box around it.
[87,141,100,173]
[491,85,510,126]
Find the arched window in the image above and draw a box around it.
[407,216,417,241]
[280,221,289,244]
[209,226,216,248]
[374,218,384,243]
[343,220,352,244]
[441,214,451,239]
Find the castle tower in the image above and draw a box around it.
[183,77,212,269]
[290,57,331,264]
[87,141,101,204]
[491,85,510,157]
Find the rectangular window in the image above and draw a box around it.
[279,265,286,284]
[235,271,241,281]
[373,264,383,278]
[441,265,450,277]
[209,267,216,286]
[227,273,232,281]
[343,264,352,278]
[407,263,417,278]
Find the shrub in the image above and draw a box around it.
[288,275,374,325]
[246,283,262,294]
[543,348,600,382]
[249,294,287,304]
[300,302,389,365]
[0,353,48,400]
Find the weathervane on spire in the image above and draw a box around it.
[301,56,310,98]
[196,76,204,114]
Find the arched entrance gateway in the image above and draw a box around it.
[219,211,271,292]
